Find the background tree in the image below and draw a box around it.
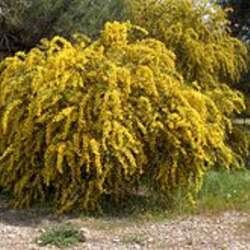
[218,0,250,43]
[0,0,126,54]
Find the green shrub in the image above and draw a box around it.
[36,224,82,247]
[0,0,126,53]
[0,22,245,212]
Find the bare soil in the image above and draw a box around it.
[0,199,250,250]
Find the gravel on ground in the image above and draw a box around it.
[0,202,250,250]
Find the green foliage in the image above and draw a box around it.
[0,0,126,53]
[0,22,245,212]
[36,224,82,248]
[198,170,250,211]
[75,170,250,218]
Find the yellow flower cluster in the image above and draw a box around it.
[0,21,245,212]
[126,0,249,168]
[126,0,248,88]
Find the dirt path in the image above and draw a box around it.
[0,203,250,249]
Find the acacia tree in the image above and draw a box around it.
[0,0,247,212]
[125,0,247,87]
[125,0,249,163]
[0,0,248,212]
[0,22,245,212]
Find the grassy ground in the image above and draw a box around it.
[196,169,250,214]
[171,169,250,217]
[100,169,250,220]
[1,169,249,221]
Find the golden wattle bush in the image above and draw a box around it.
[0,22,245,212]
[126,0,249,166]
[126,0,248,88]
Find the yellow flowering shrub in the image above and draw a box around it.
[126,0,248,87]
[0,22,245,212]
[126,0,249,167]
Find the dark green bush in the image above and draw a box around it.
[0,0,126,53]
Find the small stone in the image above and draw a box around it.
[112,237,120,243]
[134,243,141,249]
[37,240,43,245]
[79,227,90,242]
[147,237,154,243]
